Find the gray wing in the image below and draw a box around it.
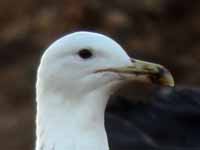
[105,88,200,150]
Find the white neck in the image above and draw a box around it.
[36,87,110,150]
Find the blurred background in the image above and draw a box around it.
[0,0,200,150]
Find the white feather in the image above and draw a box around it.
[36,31,132,150]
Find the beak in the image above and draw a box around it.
[96,59,175,87]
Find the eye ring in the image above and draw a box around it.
[78,49,93,59]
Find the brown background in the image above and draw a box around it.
[0,0,200,150]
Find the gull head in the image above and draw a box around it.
[37,31,174,99]
[36,31,175,150]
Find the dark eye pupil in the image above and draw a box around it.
[78,49,93,59]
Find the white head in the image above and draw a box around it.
[36,31,174,150]
[37,32,132,99]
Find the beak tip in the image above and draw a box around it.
[159,71,175,87]
[148,66,175,87]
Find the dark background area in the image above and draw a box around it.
[0,0,200,150]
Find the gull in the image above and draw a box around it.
[35,31,174,150]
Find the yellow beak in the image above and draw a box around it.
[96,59,175,87]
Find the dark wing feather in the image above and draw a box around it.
[105,88,200,150]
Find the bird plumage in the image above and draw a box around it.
[35,31,182,150]
[106,88,200,150]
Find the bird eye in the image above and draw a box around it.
[78,49,93,59]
